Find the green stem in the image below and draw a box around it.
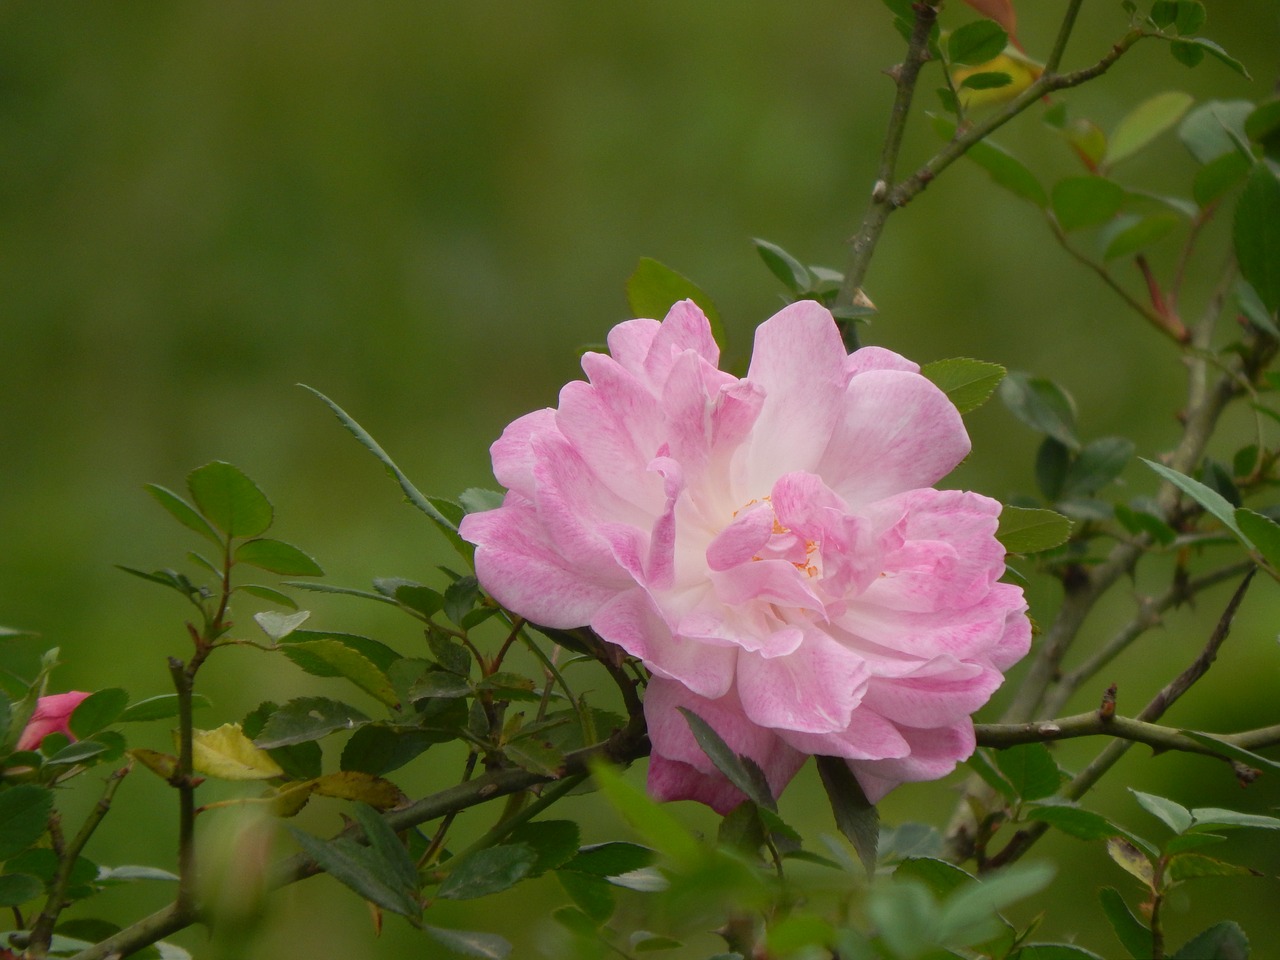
[26,765,133,956]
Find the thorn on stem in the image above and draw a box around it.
[1098,683,1117,720]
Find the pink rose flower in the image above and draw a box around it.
[17,691,92,752]
[461,301,1029,809]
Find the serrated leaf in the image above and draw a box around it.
[960,70,1012,91]
[189,724,284,780]
[1099,886,1154,959]
[1235,162,1280,315]
[503,820,580,878]
[442,576,480,627]
[1167,853,1256,882]
[1106,837,1155,888]
[1189,807,1280,831]
[410,670,472,701]
[1179,730,1280,775]
[68,688,129,739]
[438,844,537,900]
[186,461,273,539]
[966,750,1017,800]
[1052,176,1126,231]
[626,258,726,349]
[994,743,1062,801]
[503,737,565,777]
[997,506,1073,554]
[921,358,1006,414]
[1234,509,1280,569]
[1027,804,1125,841]
[423,926,512,960]
[145,484,221,545]
[288,820,421,919]
[1142,459,1248,543]
[254,610,311,641]
[1105,92,1194,167]
[1194,152,1252,207]
[1179,100,1253,164]
[255,697,371,749]
[0,785,54,859]
[1172,920,1249,960]
[309,771,406,810]
[237,584,298,609]
[129,748,178,780]
[563,842,658,878]
[999,372,1078,448]
[679,707,775,811]
[235,538,323,576]
[280,640,398,707]
[556,869,616,923]
[947,20,1008,65]
[1130,789,1193,834]
[1114,503,1177,545]
[816,755,878,878]
[895,857,975,898]
[752,238,810,293]
[1178,38,1250,79]
[118,694,210,723]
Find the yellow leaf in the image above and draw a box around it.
[129,748,178,781]
[184,723,285,781]
[268,780,318,817]
[1106,836,1156,889]
[311,771,407,810]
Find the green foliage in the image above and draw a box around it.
[996,506,1073,554]
[920,358,1006,414]
[626,257,727,349]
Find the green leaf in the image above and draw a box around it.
[1177,38,1250,79]
[255,697,371,749]
[1035,438,1071,502]
[994,743,1062,801]
[1189,807,1280,831]
[1062,437,1135,498]
[1015,945,1106,960]
[1101,212,1181,260]
[938,863,1053,944]
[1179,730,1280,775]
[235,539,323,577]
[1099,886,1154,959]
[816,755,878,878]
[1172,921,1249,960]
[1105,92,1194,167]
[626,258,726,349]
[459,487,505,515]
[504,821,580,877]
[894,857,974,898]
[145,484,221,546]
[186,461,273,539]
[1194,152,1252,207]
[0,786,54,860]
[996,506,1073,554]
[352,801,418,890]
[118,694,211,723]
[752,238,810,293]
[410,670,472,701]
[0,873,42,908]
[1235,163,1280,315]
[68,688,129,739]
[966,750,1017,801]
[1114,503,1177,545]
[933,116,1046,206]
[422,926,511,960]
[1052,176,1126,231]
[947,20,1008,65]
[1235,509,1280,568]
[1141,459,1248,543]
[340,725,442,776]
[1167,852,1255,882]
[562,842,657,877]
[438,844,537,900]
[443,576,480,627]
[1130,789,1193,834]
[589,761,702,868]
[920,358,1006,414]
[237,584,298,609]
[960,70,1012,91]
[503,738,566,777]
[1247,98,1280,163]
[679,707,775,810]
[999,372,1078,448]
[289,629,401,674]
[1179,100,1253,164]
[287,821,421,919]
[1027,804,1125,841]
[280,640,399,707]
[300,386,468,558]
[555,869,616,922]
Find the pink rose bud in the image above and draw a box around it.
[461,302,1029,809]
[16,691,93,752]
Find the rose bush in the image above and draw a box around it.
[17,691,92,751]
[462,301,1029,809]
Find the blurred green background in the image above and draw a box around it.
[3,1,1280,957]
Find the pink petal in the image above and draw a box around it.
[818,370,970,508]
[705,502,774,571]
[489,408,557,499]
[849,721,977,804]
[778,707,910,761]
[605,318,661,372]
[735,630,870,734]
[844,345,919,378]
[743,302,849,490]
[17,691,93,751]
[860,662,1004,728]
[642,301,720,386]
